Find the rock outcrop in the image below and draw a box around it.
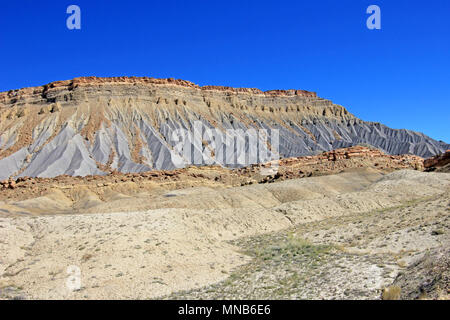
[424,150,450,172]
[0,146,425,203]
[0,77,448,179]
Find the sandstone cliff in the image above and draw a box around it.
[0,77,448,179]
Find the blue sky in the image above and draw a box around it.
[1,0,449,142]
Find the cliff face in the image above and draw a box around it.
[0,77,448,179]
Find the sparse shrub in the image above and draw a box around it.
[382,286,401,300]
[252,236,331,262]
[431,229,444,236]
[81,253,93,262]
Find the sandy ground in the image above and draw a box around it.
[0,168,448,299]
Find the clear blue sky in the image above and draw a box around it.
[1,0,449,142]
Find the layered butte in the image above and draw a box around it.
[0,76,448,179]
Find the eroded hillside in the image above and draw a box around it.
[1,77,448,180]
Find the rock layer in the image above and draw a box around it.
[0,77,448,179]
[424,150,450,172]
[0,146,425,207]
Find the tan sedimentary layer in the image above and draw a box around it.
[0,146,424,204]
[0,76,317,105]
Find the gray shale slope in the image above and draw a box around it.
[0,77,448,179]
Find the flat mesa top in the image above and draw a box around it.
[0,76,317,98]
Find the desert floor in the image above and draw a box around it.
[0,168,448,299]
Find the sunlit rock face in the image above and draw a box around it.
[0,76,448,179]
